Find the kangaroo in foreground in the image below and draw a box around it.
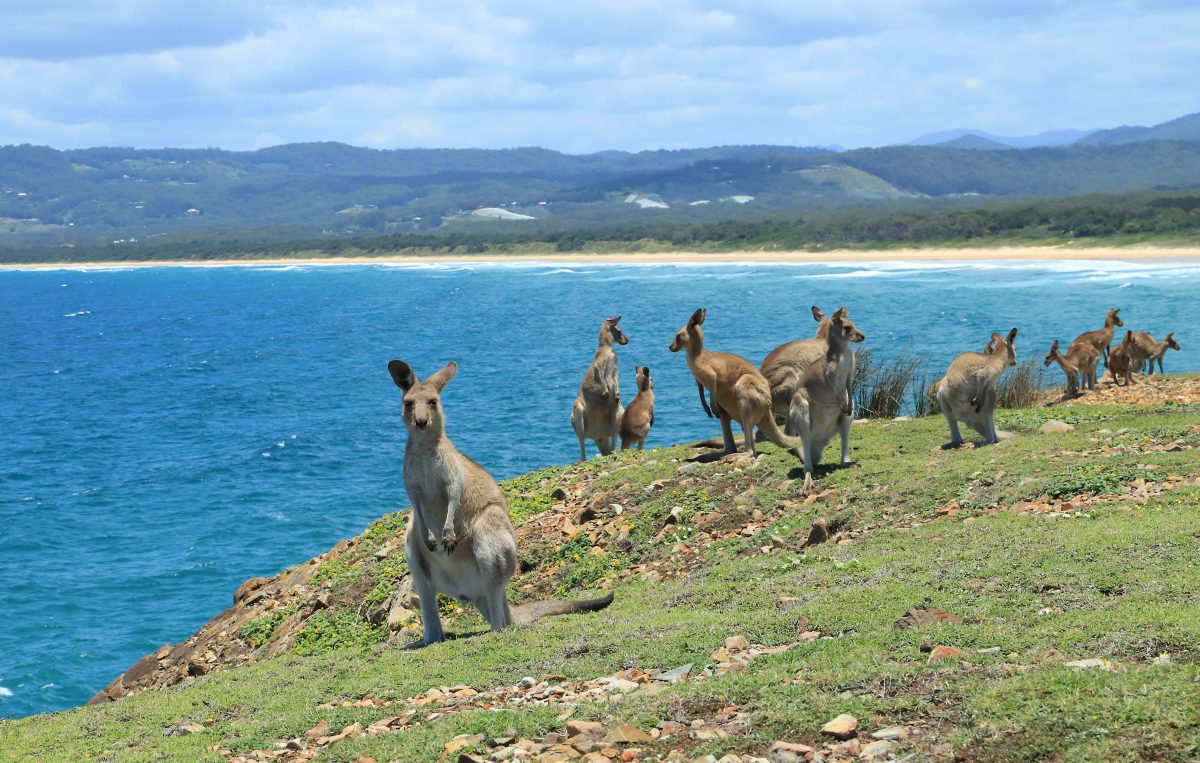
[570,317,628,460]
[1041,340,1099,398]
[936,328,1018,448]
[1131,331,1181,375]
[785,307,866,490]
[669,308,803,458]
[388,359,612,645]
[619,366,654,450]
[1068,308,1123,388]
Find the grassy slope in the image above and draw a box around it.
[4,392,1200,762]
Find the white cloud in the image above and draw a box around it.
[0,1,1197,150]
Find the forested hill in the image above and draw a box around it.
[4,137,1200,253]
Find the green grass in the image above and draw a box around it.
[4,396,1200,762]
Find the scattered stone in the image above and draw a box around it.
[859,740,893,758]
[653,664,693,683]
[928,645,966,663]
[1064,658,1119,670]
[768,741,815,763]
[677,462,703,475]
[820,714,859,740]
[1153,652,1172,666]
[725,635,750,652]
[976,646,1002,655]
[870,726,908,741]
[164,722,205,736]
[609,724,653,743]
[894,605,963,629]
[551,487,569,501]
[801,517,829,548]
[567,720,606,740]
[1038,420,1075,434]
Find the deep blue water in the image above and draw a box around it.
[1,258,1198,718]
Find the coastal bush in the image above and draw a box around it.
[996,357,1045,409]
[854,349,926,418]
[238,605,296,648]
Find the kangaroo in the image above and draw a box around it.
[1068,308,1123,388]
[785,307,866,490]
[570,316,628,461]
[760,306,850,430]
[669,308,803,458]
[1042,339,1091,399]
[618,366,655,450]
[1131,331,1181,375]
[1106,330,1150,386]
[936,328,1018,448]
[388,359,612,645]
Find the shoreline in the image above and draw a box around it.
[3,244,1200,269]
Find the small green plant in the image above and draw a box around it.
[237,604,298,647]
[293,610,385,656]
[1040,463,1156,500]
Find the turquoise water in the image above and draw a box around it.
[1,258,1197,718]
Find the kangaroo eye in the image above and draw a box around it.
[404,400,414,409]
[428,399,437,408]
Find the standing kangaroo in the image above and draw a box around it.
[936,328,1018,448]
[1042,339,1089,399]
[1068,308,1123,389]
[1106,330,1150,386]
[669,308,802,458]
[388,359,612,645]
[619,366,655,450]
[760,306,850,430]
[570,317,628,461]
[1131,331,1181,375]
[786,307,866,490]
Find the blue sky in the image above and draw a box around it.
[1,0,1197,152]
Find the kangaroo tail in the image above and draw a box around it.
[510,592,614,625]
[760,412,803,452]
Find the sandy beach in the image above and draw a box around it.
[3,244,1200,269]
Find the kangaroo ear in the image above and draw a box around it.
[1006,328,1018,343]
[832,306,848,320]
[388,360,416,392]
[426,361,458,391]
[606,315,621,325]
[643,366,651,377]
[990,333,1003,347]
[1051,339,1059,351]
[811,305,825,322]
[689,308,706,327]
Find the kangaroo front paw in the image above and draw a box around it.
[424,534,437,552]
[440,529,458,553]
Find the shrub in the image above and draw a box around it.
[996,357,1045,409]
[854,349,926,418]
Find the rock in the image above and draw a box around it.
[677,462,703,475]
[725,635,750,652]
[443,733,485,755]
[551,487,569,501]
[567,720,606,740]
[653,663,693,683]
[234,576,271,604]
[820,714,858,740]
[893,605,963,630]
[1063,657,1118,670]
[386,595,415,630]
[1038,420,1075,434]
[801,517,829,548]
[768,741,815,763]
[304,720,330,738]
[870,726,908,741]
[609,724,653,743]
[928,645,966,663]
[1153,652,1172,666]
[859,740,893,758]
[164,722,205,736]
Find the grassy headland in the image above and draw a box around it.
[3,377,1200,762]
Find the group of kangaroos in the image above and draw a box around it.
[385,305,1179,645]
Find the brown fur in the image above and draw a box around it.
[1106,330,1150,386]
[936,328,1018,447]
[669,308,802,458]
[1068,308,1123,389]
[785,307,866,490]
[1043,339,1097,399]
[389,359,612,645]
[619,366,655,450]
[570,317,628,460]
[1131,331,1181,375]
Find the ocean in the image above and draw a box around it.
[1,258,1198,718]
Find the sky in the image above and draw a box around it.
[1,0,1198,153]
